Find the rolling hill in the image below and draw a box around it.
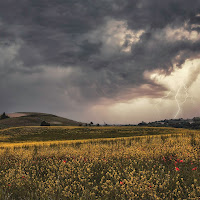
[0,112,82,129]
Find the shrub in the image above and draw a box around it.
[0,112,9,120]
[40,121,50,126]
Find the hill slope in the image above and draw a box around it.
[0,112,82,129]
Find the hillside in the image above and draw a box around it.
[0,112,82,129]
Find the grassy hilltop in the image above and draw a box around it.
[0,112,82,129]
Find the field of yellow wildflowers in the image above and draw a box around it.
[0,127,199,199]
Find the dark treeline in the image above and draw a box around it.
[138,117,200,129]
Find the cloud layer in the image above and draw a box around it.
[0,0,200,123]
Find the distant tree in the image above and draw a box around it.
[90,122,93,126]
[0,112,9,120]
[40,121,50,126]
[96,123,100,126]
[138,121,147,126]
[193,117,200,122]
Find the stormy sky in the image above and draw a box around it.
[1,0,200,124]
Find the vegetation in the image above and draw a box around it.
[139,117,200,129]
[0,126,196,143]
[40,121,50,126]
[0,131,199,199]
[0,112,9,120]
[0,112,82,129]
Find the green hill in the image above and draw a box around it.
[0,112,82,129]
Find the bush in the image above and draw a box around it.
[0,112,9,120]
[40,121,50,126]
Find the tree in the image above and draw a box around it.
[193,117,200,122]
[40,121,50,126]
[0,112,9,120]
[138,121,147,126]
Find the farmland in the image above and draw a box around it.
[0,126,199,199]
[0,126,197,143]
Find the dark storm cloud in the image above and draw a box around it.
[0,0,200,116]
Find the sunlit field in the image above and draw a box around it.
[0,127,199,200]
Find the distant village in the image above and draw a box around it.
[80,117,200,130]
[137,117,200,129]
[82,117,200,129]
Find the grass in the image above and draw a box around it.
[0,112,81,129]
[0,126,198,143]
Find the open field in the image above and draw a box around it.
[0,127,199,199]
[0,126,199,143]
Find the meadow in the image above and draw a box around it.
[0,126,196,143]
[0,126,199,199]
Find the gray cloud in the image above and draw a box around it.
[0,0,200,122]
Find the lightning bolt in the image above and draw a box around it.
[155,83,194,119]
[157,91,172,104]
[174,86,181,118]
[174,83,194,118]
[154,60,199,120]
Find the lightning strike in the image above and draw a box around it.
[155,84,194,119]
[174,83,193,118]
[174,86,181,119]
[181,84,190,104]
